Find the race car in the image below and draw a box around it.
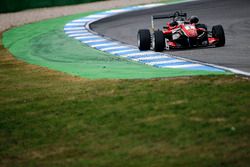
[137,11,225,52]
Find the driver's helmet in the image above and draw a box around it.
[189,16,199,24]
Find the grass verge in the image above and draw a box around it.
[1,35,250,167]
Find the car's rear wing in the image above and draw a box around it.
[151,11,187,30]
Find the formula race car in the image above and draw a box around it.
[137,11,225,52]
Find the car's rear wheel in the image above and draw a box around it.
[152,30,165,52]
[137,29,151,51]
[212,25,225,47]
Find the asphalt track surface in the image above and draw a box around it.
[91,0,250,73]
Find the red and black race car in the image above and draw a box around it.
[137,11,225,52]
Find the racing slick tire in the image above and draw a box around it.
[137,29,151,51]
[152,30,165,52]
[212,25,225,47]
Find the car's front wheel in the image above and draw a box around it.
[152,30,165,52]
[137,29,151,51]
[212,25,225,47]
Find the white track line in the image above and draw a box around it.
[65,30,88,34]
[147,59,185,65]
[66,23,86,26]
[110,49,139,54]
[133,56,171,61]
[86,14,109,18]
[75,35,100,40]
[104,9,129,14]
[91,42,119,47]
[100,46,130,51]
[64,27,86,31]
[84,39,107,43]
[161,64,202,68]
[139,3,165,8]
[68,33,92,37]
